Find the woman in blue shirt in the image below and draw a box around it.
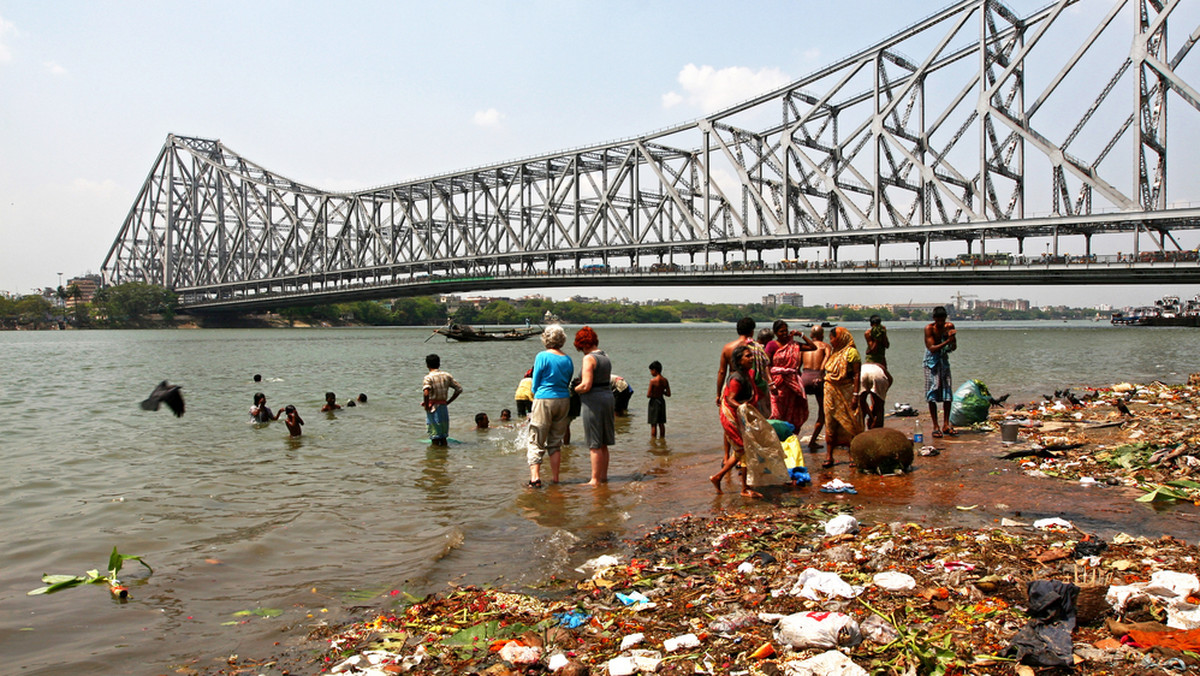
[526,325,574,487]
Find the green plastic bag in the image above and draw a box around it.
[949,379,991,426]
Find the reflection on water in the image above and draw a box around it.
[2,323,1200,673]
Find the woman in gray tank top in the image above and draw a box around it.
[572,326,615,485]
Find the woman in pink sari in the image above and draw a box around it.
[769,320,816,433]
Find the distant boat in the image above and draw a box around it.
[1111,295,1200,327]
[431,323,542,342]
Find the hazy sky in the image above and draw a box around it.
[1,0,1197,309]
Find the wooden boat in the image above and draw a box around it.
[432,323,542,342]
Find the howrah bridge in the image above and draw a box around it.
[100,0,1200,311]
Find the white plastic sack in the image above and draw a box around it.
[629,649,663,672]
[1107,570,1200,628]
[739,404,791,487]
[662,633,700,652]
[789,567,864,600]
[547,653,570,671]
[872,571,916,591]
[1033,517,1074,530]
[775,612,863,650]
[1167,604,1200,630]
[783,650,870,676]
[606,655,636,676]
[575,554,620,574]
[1146,570,1200,602]
[619,633,644,651]
[824,514,860,536]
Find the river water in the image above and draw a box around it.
[3,321,1200,674]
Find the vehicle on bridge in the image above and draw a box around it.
[955,252,1014,266]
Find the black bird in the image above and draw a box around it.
[141,381,185,417]
[1115,399,1132,417]
[987,393,1011,407]
[1066,393,1083,407]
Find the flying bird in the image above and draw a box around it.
[141,381,185,417]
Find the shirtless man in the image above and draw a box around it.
[924,306,958,437]
[800,325,832,450]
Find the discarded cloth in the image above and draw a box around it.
[1003,579,1079,666]
[820,478,857,494]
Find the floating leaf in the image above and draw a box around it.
[1135,485,1189,502]
[107,547,153,577]
[233,607,283,618]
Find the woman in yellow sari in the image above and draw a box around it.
[822,326,863,467]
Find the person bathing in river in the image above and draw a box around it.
[710,345,761,498]
[422,354,463,447]
[924,306,958,437]
[769,320,816,434]
[800,325,831,451]
[282,405,304,437]
[647,360,670,438]
[526,325,573,487]
[822,326,864,468]
[250,392,279,423]
[322,391,342,412]
[474,412,490,430]
[864,315,893,383]
[573,326,615,486]
[513,369,534,418]
[716,318,772,465]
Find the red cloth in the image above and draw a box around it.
[769,339,808,430]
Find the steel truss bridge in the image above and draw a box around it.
[102,0,1200,311]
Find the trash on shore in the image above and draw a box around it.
[287,502,1200,675]
[991,377,1200,504]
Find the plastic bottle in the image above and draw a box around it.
[913,416,924,445]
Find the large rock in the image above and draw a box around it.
[849,427,913,474]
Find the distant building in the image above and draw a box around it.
[763,292,804,308]
[65,275,101,307]
[886,302,946,315]
[965,298,1031,311]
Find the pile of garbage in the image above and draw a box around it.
[991,379,1200,503]
[305,504,1200,675]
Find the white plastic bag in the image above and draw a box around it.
[783,650,870,676]
[789,567,864,600]
[775,611,862,649]
[824,514,859,536]
[872,571,916,591]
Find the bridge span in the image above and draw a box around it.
[101,0,1200,311]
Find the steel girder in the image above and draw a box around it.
[101,0,1200,302]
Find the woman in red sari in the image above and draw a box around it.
[711,345,760,497]
[768,320,816,433]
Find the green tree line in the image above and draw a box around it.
[1,283,1100,330]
